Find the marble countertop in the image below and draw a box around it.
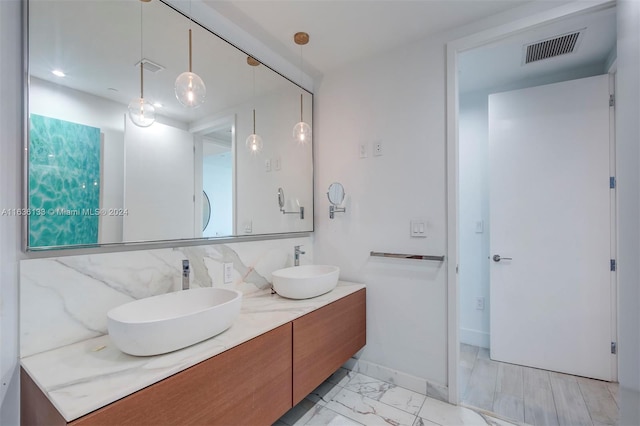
[20,281,366,422]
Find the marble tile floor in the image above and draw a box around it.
[459,344,619,426]
[275,368,519,426]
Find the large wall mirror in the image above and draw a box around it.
[27,0,313,250]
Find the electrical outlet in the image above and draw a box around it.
[274,156,281,171]
[223,263,233,284]
[373,141,383,156]
[265,159,271,172]
[244,221,252,233]
[475,297,485,310]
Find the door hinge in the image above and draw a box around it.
[609,94,615,107]
[610,177,616,189]
[610,259,616,271]
[611,341,617,354]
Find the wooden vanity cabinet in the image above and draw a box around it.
[22,324,293,426]
[21,289,367,426]
[292,288,366,405]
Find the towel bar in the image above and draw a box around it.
[370,251,445,262]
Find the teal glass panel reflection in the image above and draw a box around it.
[29,114,100,247]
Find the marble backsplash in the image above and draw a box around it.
[20,237,312,357]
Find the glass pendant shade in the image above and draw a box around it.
[246,108,262,153]
[245,133,263,153]
[293,93,311,144]
[175,71,206,108]
[128,97,156,127]
[293,121,311,144]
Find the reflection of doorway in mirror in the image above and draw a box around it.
[201,131,233,238]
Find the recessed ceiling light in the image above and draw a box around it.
[51,69,66,77]
[153,102,163,108]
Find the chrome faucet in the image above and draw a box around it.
[294,245,305,266]
[182,260,190,290]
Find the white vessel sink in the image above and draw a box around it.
[272,265,340,299]
[107,287,242,356]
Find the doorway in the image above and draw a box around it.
[446,2,619,424]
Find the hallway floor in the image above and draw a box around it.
[275,368,518,426]
[459,344,619,426]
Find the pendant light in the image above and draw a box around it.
[128,0,155,127]
[293,32,311,144]
[174,1,206,108]
[245,56,263,153]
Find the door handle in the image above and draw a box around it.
[493,254,512,262]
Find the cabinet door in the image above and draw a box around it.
[292,289,366,405]
[72,323,292,426]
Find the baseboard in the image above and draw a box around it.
[620,386,640,426]
[342,358,449,403]
[459,328,490,349]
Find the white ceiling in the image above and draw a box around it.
[30,0,616,124]
[29,0,299,124]
[203,0,616,92]
[202,0,532,76]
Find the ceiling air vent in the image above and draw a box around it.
[524,30,583,64]
[135,58,165,73]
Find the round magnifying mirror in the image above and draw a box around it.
[277,187,285,208]
[327,182,345,206]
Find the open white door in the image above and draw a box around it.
[489,74,613,381]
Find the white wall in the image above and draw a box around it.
[123,118,196,241]
[616,0,640,423]
[0,1,23,424]
[315,35,450,391]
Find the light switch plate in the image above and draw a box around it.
[359,143,368,159]
[475,220,484,233]
[410,218,427,238]
[223,263,233,284]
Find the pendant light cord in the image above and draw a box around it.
[299,43,304,121]
[188,29,193,72]
[139,0,144,99]
[252,62,256,133]
[188,0,193,72]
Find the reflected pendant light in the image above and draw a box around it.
[245,56,263,153]
[174,2,206,108]
[128,0,155,127]
[246,109,263,153]
[293,32,311,144]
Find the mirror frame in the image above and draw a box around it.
[22,0,314,252]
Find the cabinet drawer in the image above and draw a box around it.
[292,289,366,405]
